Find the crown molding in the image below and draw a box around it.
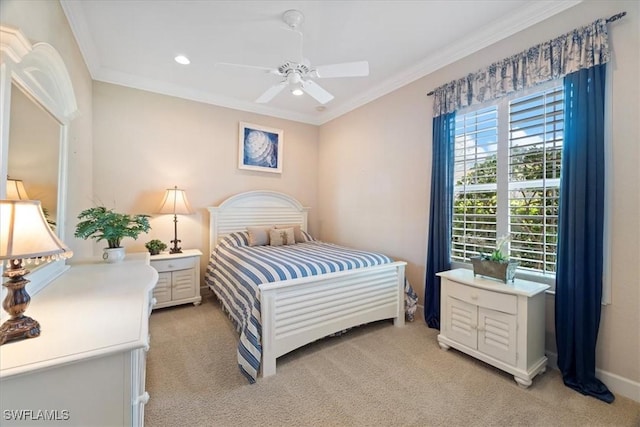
[315,0,582,124]
[61,0,582,126]
[60,0,101,77]
[93,67,321,125]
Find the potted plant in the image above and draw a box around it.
[74,206,151,262]
[145,239,167,256]
[469,234,519,283]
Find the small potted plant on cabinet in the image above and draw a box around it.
[145,239,167,256]
[469,234,519,283]
[74,206,151,263]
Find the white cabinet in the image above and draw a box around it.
[437,269,549,388]
[150,249,202,309]
[0,254,158,426]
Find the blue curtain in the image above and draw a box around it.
[425,112,455,329]
[555,63,614,403]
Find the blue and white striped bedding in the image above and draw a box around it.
[204,231,398,383]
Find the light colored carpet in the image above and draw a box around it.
[145,293,640,427]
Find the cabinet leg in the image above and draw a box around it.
[514,376,532,389]
[437,339,450,351]
[193,301,201,306]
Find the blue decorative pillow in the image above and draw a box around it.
[218,231,249,247]
[300,230,316,242]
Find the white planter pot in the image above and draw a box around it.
[103,247,126,263]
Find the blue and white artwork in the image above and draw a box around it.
[238,122,283,173]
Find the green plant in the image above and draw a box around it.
[145,239,167,254]
[74,206,151,248]
[481,234,512,262]
[42,207,56,230]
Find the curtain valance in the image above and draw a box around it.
[432,18,610,117]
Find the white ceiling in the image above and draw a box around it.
[60,0,580,125]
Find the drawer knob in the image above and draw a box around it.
[471,294,478,300]
[167,264,174,268]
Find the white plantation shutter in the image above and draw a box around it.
[451,84,563,280]
[452,106,498,262]
[508,87,563,275]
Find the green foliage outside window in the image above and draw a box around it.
[453,145,559,273]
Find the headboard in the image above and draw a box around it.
[207,190,309,256]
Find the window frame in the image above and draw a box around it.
[450,80,566,290]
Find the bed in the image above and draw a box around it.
[205,190,408,382]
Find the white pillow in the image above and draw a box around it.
[274,224,306,243]
[269,228,296,246]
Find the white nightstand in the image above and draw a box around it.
[436,269,549,388]
[150,249,202,309]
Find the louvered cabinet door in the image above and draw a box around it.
[153,272,172,304]
[172,268,197,301]
[150,249,202,309]
[477,307,517,365]
[445,296,478,350]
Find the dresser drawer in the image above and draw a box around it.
[151,256,196,273]
[447,280,517,314]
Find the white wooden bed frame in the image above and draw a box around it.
[208,190,406,377]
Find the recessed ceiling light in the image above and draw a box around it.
[174,55,190,65]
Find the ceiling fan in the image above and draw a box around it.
[216,9,369,105]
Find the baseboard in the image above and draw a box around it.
[546,351,640,403]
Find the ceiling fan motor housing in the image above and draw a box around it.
[283,9,304,29]
[279,62,310,79]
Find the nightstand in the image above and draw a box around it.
[150,249,202,309]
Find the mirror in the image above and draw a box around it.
[1,25,78,298]
[8,83,60,229]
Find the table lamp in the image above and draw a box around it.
[6,178,30,200]
[157,186,193,254]
[0,200,73,345]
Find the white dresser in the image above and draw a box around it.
[436,268,549,388]
[0,254,158,426]
[149,249,202,309]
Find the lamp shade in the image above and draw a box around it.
[0,200,72,261]
[6,179,30,200]
[157,186,194,215]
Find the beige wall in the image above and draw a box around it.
[318,0,639,388]
[1,0,94,257]
[92,82,319,275]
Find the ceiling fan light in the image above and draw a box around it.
[291,83,304,96]
[174,55,190,65]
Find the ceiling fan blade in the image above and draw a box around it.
[302,80,334,104]
[215,62,282,75]
[256,82,287,103]
[314,61,369,78]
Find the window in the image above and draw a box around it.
[451,84,564,281]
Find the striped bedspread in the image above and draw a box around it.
[204,233,396,383]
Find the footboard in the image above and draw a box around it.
[259,261,406,377]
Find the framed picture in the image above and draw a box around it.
[238,122,283,173]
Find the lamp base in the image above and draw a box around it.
[169,214,183,254]
[1,261,40,345]
[0,315,40,345]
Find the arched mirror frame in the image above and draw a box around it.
[0,25,78,297]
